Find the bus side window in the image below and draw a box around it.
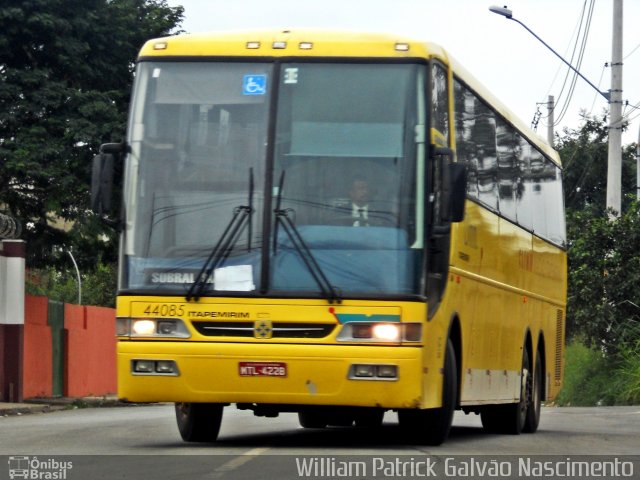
[431,63,449,146]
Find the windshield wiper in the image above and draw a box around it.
[186,169,254,301]
[273,171,341,304]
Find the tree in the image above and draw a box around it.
[559,114,640,355]
[0,0,183,269]
[556,113,637,214]
[566,200,640,354]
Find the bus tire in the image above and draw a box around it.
[398,338,457,446]
[298,411,328,428]
[175,402,223,442]
[354,409,384,428]
[481,348,531,435]
[523,353,542,433]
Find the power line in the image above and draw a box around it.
[541,1,587,102]
[623,41,640,60]
[625,101,640,123]
[554,0,595,126]
[588,63,607,115]
[531,106,542,131]
[547,0,588,119]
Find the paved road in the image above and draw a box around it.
[1,405,638,479]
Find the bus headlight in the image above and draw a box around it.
[117,318,191,338]
[337,322,422,343]
[372,323,400,341]
[132,319,155,336]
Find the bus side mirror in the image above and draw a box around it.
[91,152,114,215]
[449,162,467,223]
[91,142,125,217]
[430,147,466,234]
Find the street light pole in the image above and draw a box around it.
[67,250,82,305]
[489,4,623,216]
[489,6,610,101]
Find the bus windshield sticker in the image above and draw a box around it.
[242,75,267,95]
[214,265,255,291]
[284,68,298,84]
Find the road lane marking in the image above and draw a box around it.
[207,447,270,478]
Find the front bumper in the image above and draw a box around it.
[117,341,427,409]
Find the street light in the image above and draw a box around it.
[490,4,624,216]
[67,250,82,305]
[489,5,610,101]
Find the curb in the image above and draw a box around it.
[0,404,67,417]
[0,396,123,417]
[0,397,165,417]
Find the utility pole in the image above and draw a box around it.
[637,125,639,200]
[547,95,554,147]
[490,4,625,216]
[606,0,623,217]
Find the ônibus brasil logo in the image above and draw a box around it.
[8,456,73,480]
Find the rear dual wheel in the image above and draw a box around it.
[523,354,542,433]
[481,348,542,434]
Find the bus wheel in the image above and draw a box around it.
[175,403,223,442]
[523,353,542,433]
[298,411,328,428]
[398,339,457,446]
[354,409,384,428]
[481,348,531,435]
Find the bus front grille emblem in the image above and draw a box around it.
[254,320,272,339]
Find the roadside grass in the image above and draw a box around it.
[556,338,640,406]
[613,339,640,404]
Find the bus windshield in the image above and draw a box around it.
[121,61,424,298]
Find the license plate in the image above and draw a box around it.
[238,362,287,377]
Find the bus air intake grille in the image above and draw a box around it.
[555,309,564,383]
[192,321,336,339]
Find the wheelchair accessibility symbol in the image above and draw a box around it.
[243,75,267,95]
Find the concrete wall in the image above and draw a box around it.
[1,239,116,401]
[64,303,117,397]
[2,291,116,400]
[22,296,52,399]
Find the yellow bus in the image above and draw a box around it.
[92,30,566,446]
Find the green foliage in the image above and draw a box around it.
[555,340,616,406]
[614,337,640,404]
[26,262,117,307]
[557,113,637,214]
[0,0,183,270]
[558,113,640,405]
[566,200,640,353]
[557,338,640,406]
[560,114,640,357]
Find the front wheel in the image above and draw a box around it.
[298,411,328,429]
[175,403,223,442]
[354,409,385,428]
[398,338,457,446]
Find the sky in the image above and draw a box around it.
[164,0,640,146]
